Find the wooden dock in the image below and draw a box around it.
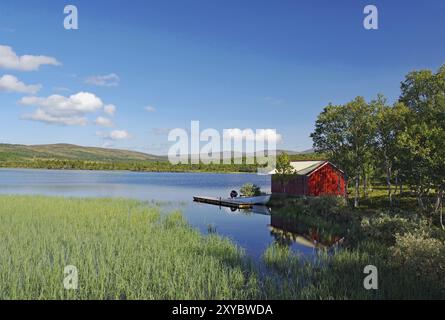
[193,196,252,209]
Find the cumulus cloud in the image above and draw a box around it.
[20,92,103,115]
[0,74,41,94]
[104,104,116,116]
[224,128,282,143]
[144,105,156,112]
[95,116,114,127]
[21,109,88,126]
[85,73,120,87]
[109,130,130,140]
[97,130,131,140]
[19,92,106,126]
[0,45,60,71]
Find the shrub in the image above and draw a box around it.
[240,183,262,197]
[306,196,346,217]
[390,232,445,285]
[361,213,428,245]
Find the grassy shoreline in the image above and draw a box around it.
[0,196,259,299]
[1,195,444,300]
[267,194,445,299]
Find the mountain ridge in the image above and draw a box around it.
[0,143,165,162]
[0,143,315,163]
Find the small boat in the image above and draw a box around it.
[230,194,271,205]
[193,192,271,209]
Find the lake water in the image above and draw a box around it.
[0,168,317,259]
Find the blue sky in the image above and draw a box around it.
[0,0,444,154]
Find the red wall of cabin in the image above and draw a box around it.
[271,163,346,197]
[307,163,345,196]
[271,175,308,195]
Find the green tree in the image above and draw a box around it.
[274,152,295,194]
[240,183,262,197]
[373,95,409,206]
[399,65,445,227]
[346,97,377,208]
[275,152,294,175]
[311,97,376,208]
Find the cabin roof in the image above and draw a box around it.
[269,160,345,176]
[294,161,326,175]
[269,160,327,175]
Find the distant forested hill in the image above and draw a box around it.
[0,143,323,172]
[0,144,165,162]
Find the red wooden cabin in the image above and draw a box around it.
[271,161,346,197]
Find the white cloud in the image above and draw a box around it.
[0,45,60,71]
[0,74,41,94]
[85,73,120,87]
[20,92,103,116]
[104,104,116,116]
[95,116,114,127]
[144,105,156,112]
[97,130,131,140]
[256,129,283,143]
[19,92,107,126]
[109,130,130,140]
[21,109,88,126]
[224,128,282,143]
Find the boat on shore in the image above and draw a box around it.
[230,194,271,205]
[193,194,271,209]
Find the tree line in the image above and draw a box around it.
[311,65,445,226]
[0,158,258,173]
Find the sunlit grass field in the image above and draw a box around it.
[1,195,443,300]
[0,196,258,299]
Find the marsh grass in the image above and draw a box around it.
[0,196,258,300]
[262,241,445,299]
[1,195,443,300]
[267,194,445,299]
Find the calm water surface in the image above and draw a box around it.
[0,168,316,259]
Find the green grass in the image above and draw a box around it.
[0,196,258,299]
[262,241,445,299]
[1,195,443,300]
[266,193,445,299]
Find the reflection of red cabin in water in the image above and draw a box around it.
[270,215,345,248]
[270,161,346,197]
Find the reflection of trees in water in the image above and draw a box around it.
[222,206,270,216]
[270,229,294,247]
